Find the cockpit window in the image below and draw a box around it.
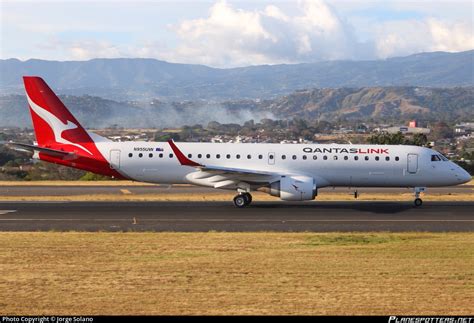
[439,154,449,161]
[431,155,441,162]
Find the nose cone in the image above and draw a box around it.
[458,168,471,184]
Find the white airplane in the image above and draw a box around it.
[9,76,471,207]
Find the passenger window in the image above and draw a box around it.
[198,154,202,158]
[269,155,274,159]
[344,156,348,160]
[216,154,220,159]
[128,153,133,158]
[149,153,153,158]
[188,154,192,158]
[169,153,174,158]
[354,156,359,161]
[226,154,231,159]
[292,155,297,160]
[365,156,369,161]
[303,155,307,160]
[206,154,210,159]
[139,153,143,158]
[247,154,251,159]
[282,155,286,160]
[375,156,379,161]
[313,155,317,160]
[236,154,241,159]
[333,156,338,160]
[385,156,390,161]
[395,156,399,161]
[323,156,328,160]
[159,153,163,158]
[258,155,263,159]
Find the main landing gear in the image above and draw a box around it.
[233,192,252,208]
[413,187,426,207]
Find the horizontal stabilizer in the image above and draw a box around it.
[8,142,75,158]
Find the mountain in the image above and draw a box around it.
[1,86,472,128]
[1,50,473,100]
[0,95,274,128]
[257,87,474,121]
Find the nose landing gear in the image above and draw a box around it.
[414,198,423,207]
[413,187,426,207]
[233,192,252,208]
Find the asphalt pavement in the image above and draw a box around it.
[0,201,472,232]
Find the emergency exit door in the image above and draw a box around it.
[407,154,418,174]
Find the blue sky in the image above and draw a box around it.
[1,0,473,67]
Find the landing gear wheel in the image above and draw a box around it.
[243,192,252,205]
[414,198,423,207]
[233,195,247,208]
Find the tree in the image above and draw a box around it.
[411,133,428,147]
[368,132,427,146]
[154,132,180,141]
[431,122,453,140]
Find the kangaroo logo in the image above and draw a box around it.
[27,95,93,155]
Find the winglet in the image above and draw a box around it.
[167,140,202,167]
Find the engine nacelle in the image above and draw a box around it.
[265,175,317,201]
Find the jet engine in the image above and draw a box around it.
[261,175,317,201]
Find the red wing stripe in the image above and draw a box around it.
[167,140,202,167]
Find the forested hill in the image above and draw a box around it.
[1,86,472,128]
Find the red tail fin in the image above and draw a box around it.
[24,76,96,156]
[23,76,126,179]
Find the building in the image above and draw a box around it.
[384,126,430,135]
[454,123,474,135]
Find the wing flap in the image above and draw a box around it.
[199,165,277,176]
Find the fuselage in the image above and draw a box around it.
[19,76,471,206]
[94,141,471,188]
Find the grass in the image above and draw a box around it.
[0,232,472,315]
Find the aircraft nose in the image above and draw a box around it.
[458,168,471,184]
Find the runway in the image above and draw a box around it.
[0,201,472,232]
[0,184,472,196]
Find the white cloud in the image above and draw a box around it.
[2,0,472,65]
[163,0,360,67]
[375,18,474,58]
[159,0,473,67]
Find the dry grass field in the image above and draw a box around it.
[0,232,472,315]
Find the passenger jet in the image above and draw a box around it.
[9,77,471,207]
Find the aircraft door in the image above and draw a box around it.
[268,152,275,165]
[110,149,121,169]
[407,154,418,174]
